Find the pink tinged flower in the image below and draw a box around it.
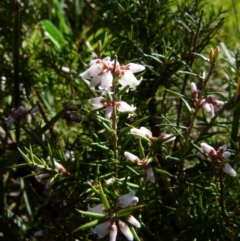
[127,215,141,228]
[159,133,176,143]
[116,101,136,113]
[119,221,133,241]
[202,102,212,113]
[89,97,106,110]
[190,82,198,98]
[79,63,103,80]
[222,163,237,177]
[53,160,65,172]
[92,221,110,238]
[130,126,152,139]
[119,70,140,90]
[88,204,105,214]
[105,106,113,119]
[124,152,140,163]
[117,189,139,208]
[109,223,118,241]
[200,143,216,156]
[127,63,145,73]
[146,164,155,183]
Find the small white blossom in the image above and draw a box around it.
[117,189,139,208]
[119,221,133,241]
[79,57,145,94]
[130,127,152,139]
[127,215,141,228]
[92,221,111,238]
[109,223,118,241]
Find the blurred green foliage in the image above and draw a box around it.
[0,0,240,240]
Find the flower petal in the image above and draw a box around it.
[117,101,136,113]
[80,63,103,80]
[119,221,133,241]
[88,203,105,214]
[223,151,231,159]
[109,223,118,241]
[127,215,141,228]
[124,152,140,163]
[200,143,216,156]
[105,106,113,119]
[127,63,145,73]
[119,70,140,91]
[160,133,176,143]
[118,189,139,208]
[130,127,152,139]
[146,164,155,183]
[222,163,237,177]
[93,221,110,238]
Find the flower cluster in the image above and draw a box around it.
[190,82,224,118]
[88,189,140,241]
[124,151,155,183]
[80,57,145,94]
[199,143,236,177]
[80,57,145,119]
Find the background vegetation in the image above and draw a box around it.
[1,0,240,240]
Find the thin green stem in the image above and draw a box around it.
[179,62,215,171]
[13,1,20,142]
[111,56,118,175]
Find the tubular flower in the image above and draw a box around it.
[130,126,175,144]
[200,143,236,176]
[200,95,224,118]
[86,190,140,241]
[89,97,136,119]
[79,57,145,94]
[124,152,155,183]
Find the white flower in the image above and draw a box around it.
[145,164,156,183]
[200,143,216,157]
[222,163,237,177]
[159,133,176,144]
[109,223,118,241]
[116,101,136,113]
[127,63,145,73]
[117,189,139,208]
[124,152,140,163]
[80,63,104,80]
[127,215,141,228]
[190,82,198,99]
[80,57,144,93]
[89,97,106,110]
[89,98,135,119]
[119,221,133,241]
[88,203,105,214]
[130,127,152,139]
[92,221,111,238]
[118,70,140,91]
